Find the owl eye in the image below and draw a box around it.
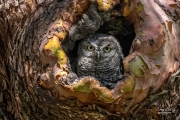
[87,45,95,51]
[103,46,111,52]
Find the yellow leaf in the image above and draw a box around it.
[124,0,129,3]
[44,36,60,54]
[121,75,135,92]
[97,0,113,11]
[123,5,131,16]
[44,36,68,69]
[56,31,67,41]
[56,47,68,66]
[137,2,143,12]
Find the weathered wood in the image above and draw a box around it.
[0,0,119,119]
[0,0,180,119]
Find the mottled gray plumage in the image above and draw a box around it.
[77,33,124,89]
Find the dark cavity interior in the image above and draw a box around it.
[64,16,135,74]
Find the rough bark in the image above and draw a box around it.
[0,0,180,120]
[0,0,119,119]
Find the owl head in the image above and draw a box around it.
[78,33,124,62]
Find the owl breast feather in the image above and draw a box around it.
[77,57,121,86]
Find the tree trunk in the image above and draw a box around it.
[0,0,180,119]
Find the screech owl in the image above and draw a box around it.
[77,33,124,89]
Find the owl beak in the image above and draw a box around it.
[97,51,100,61]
